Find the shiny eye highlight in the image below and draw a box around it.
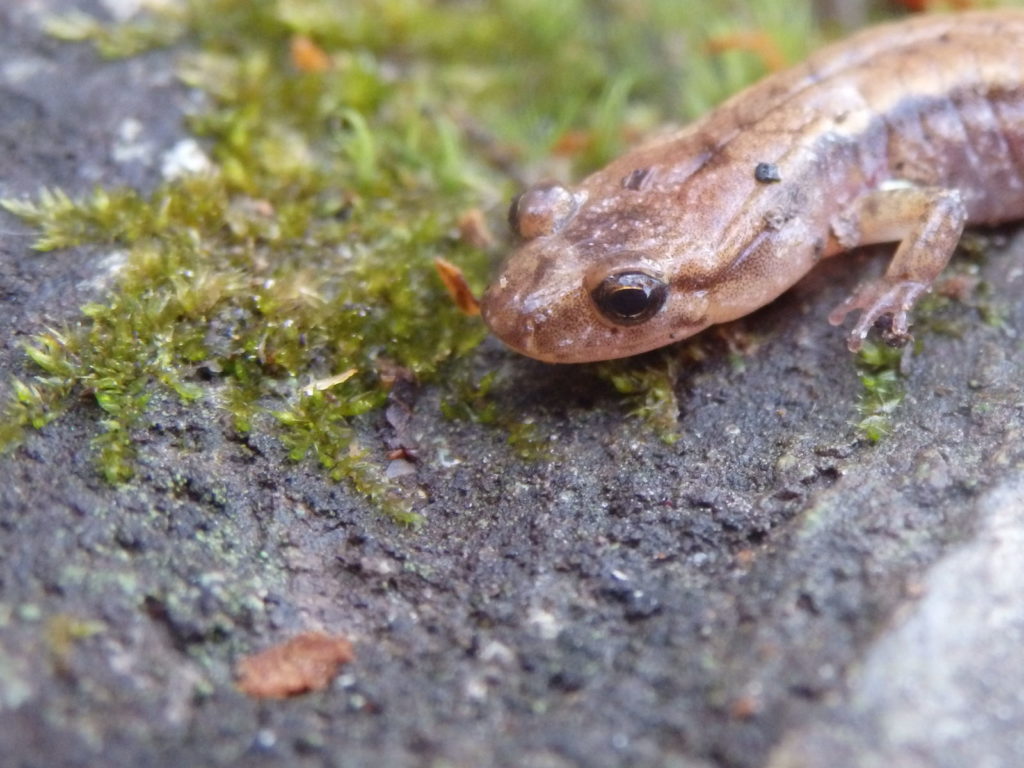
[591,271,667,325]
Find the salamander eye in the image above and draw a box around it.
[508,182,578,240]
[591,271,667,325]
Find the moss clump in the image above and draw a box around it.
[854,341,905,443]
[44,9,187,58]
[440,370,553,461]
[596,355,683,445]
[2,0,821,519]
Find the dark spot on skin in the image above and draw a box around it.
[763,210,792,230]
[813,237,825,261]
[754,162,782,183]
[621,168,652,191]
[835,111,849,125]
[529,256,553,288]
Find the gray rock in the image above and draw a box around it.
[769,475,1024,768]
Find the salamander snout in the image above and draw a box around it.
[480,258,594,364]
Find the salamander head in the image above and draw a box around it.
[481,181,712,363]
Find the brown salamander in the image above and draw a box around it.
[481,10,1024,363]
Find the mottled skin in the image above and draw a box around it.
[482,10,1024,363]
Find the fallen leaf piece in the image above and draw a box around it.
[729,694,761,720]
[290,35,331,73]
[456,208,494,249]
[303,368,358,395]
[706,30,787,72]
[236,631,355,699]
[434,257,480,316]
[551,129,592,157]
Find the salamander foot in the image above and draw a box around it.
[828,279,927,352]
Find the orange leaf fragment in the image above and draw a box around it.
[434,257,481,316]
[456,208,495,250]
[290,35,331,73]
[706,30,788,72]
[551,129,592,158]
[730,694,762,720]
[236,631,355,699]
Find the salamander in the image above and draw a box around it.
[481,10,1024,363]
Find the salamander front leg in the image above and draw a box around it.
[828,185,967,351]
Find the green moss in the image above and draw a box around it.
[2,0,823,519]
[854,341,905,443]
[440,369,553,461]
[44,9,187,57]
[45,614,107,671]
[596,355,682,445]
[440,371,501,427]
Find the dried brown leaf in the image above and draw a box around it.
[434,257,480,316]
[236,631,354,699]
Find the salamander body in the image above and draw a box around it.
[482,10,1024,362]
